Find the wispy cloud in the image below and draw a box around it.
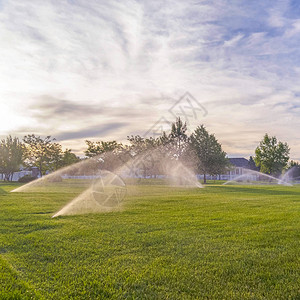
[55,122,129,141]
[30,96,105,119]
[0,0,300,158]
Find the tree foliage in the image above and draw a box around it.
[126,118,189,177]
[84,140,123,157]
[0,134,80,179]
[254,134,290,176]
[248,156,259,171]
[127,135,157,156]
[23,135,63,176]
[84,140,127,172]
[0,136,24,181]
[190,125,229,183]
[169,117,188,159]
[127,135,161,178]
[60,149,80,167]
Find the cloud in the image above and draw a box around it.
[223,33,244,47]
[55,122,129,141]
[30,95,104,119]
[0,0,300,158]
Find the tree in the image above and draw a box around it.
[127,135,160,178]
[60,149,80,167]
[190,125,229,183]
[85,140,126,172]
[169,117,188,159]
[248,156,259,171]
[48,142,64,172]
[0,136,24,181]
[23,134,63,176]
[254,134,290,176]
[127,135,157,156]
[84,140,122,157]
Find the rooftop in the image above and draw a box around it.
[229,158,249,168]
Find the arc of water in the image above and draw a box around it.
[280,166,300,184]
[223,168,292,186]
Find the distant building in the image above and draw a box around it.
[0,166,40,182]
[217,157,253,181]
[228,158,250,176]
[196,158,251,181]
[0,170,32,181]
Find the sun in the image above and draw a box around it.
[0,103,32,135]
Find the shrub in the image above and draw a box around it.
[18,175,36,183]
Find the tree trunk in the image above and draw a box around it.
[203,173,206,184]
[39,162,43,177]
[4,173,9,181]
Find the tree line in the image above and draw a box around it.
[82,118,296,182]
[0,118,297,182]
[83,119,230,183]
[0,135,80,181]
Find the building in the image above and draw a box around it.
[0,167,40,182]
[228,158,250,176]
[218,157,254,181]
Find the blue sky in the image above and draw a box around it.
[0,0,299,158]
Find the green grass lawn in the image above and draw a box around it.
[0,181,300,299]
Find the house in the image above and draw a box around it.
[228,158,250,175]
[196,157,253,181]
[0,170,32,181]
[218,157,253,181]
[0,167,40,182]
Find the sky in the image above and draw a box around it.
[0,0,300,159]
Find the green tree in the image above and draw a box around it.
[254,134,290,176]
[190,125,229,183]
[85,140,126,172]
[60,149,80,167]
[169,117,188,159]
[85,140,122,157]
[48,142,64,172]
[23,134,63,176]
[248,156,259,171]
[0,136,24,181]
[289,160,299,168]
[127,135,158,155]
[127,135,160,178]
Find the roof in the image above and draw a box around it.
[229,158,249,168]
